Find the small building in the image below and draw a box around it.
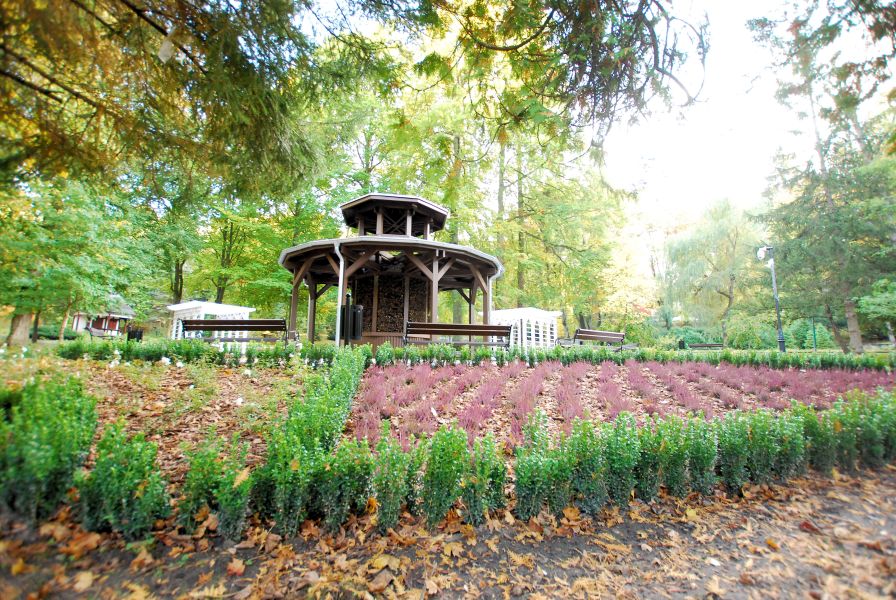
[71,294,136,337]
[279,193,504,347]
[167,301,256,340]
[491,307,562,350]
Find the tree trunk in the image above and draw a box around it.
[215,285,226,304]
[886,321,896,345]
[824,303,849,353]
[719,275,735,347]
[516,151,524,308]
[31,310,41,343]
[843,298,864,354]
[59,303,72,341]
[497,139,506,246]
[172,258,185,304]
[7,312,32,346]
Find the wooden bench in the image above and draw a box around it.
[403,322,512,348]
[180,319,288,343]
[567,328,637,352]
[688,343,723,350]
[87,326,119,339]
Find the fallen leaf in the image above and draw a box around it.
[10,558,30,576]
[189,583,227,598]
[72,571,94,593]
[38,522,70,543]
[766,538,780,551]
[685,508,699,521]
[799,520,821,534]
[61,531,102,558]
[443,542,464,558]
[232,468,251,488]
[425,578,440,595]
[508,551,534,569]
[130,548,155,571]
[227,557,246,577]
[123,582,152,600]
[368,568,393,593]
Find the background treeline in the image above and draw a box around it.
[1,1,894,352]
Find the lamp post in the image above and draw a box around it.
[757,246,786,352]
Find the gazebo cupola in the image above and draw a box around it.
[279,193,504,347]
[341,193,448,239]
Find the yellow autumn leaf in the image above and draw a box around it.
[232,468,251,488]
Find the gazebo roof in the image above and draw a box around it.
[339,193,450,234]
[278,236,503,291]
[166,301,256,315]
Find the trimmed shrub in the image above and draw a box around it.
[461,434,506,525]
[634,418,662,502]
[421,426,467,528]
[657,415,688,497]
[793,403,836,475]
[686,416,717,495]
[830,401,859,472]
[0,379,96,522]
[604,413,640,508]
[568,419,607,515]
[718,412,750,493]
[372,429,410,533]
[178,438,220,533]
[544,438,574,518]
[514,411,551,521]
[216,441,252,541]
[316,439,374,532]
[79,423,170,540]
[747,410,778,484]
[262,421,322,537]
[774,411,806,479]
[404,438,428,517]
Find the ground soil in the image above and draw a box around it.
[2,467,894,598]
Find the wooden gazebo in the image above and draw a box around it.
[279,193,504,347]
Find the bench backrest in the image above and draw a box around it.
[574,329,625,344]
[181,319,287,332]
[405,322,512,338]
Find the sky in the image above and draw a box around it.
[602,0,813,225]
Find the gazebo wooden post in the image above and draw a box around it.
[306,275,317,342]
[431,255,439,322]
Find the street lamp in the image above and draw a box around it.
[757,246,786,352]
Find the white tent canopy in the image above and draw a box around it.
[167,301,256,340]
[491,307,562,350]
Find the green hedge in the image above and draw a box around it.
[57,338,298,367]
[366,341,895,371]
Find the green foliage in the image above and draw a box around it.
[718,412,750,493]
[603,413,640,508]
[404,438,428,517]
[262,426,322,537]
[422,426,468,528]
[372,428,410,534]
[657,416,688,497]
[774,411,806,479]
[179,438,220,533]
[0,378,96,522]
[747,410,779,484]
[375,341,395,366]
[634,418,662,502]
[726,315,778,350]
[79,423,170,540]
[316,439,374,533]
[794,404,836,475]
[686,416,717,495]
[513,411,574,520]
[829,401,859,473]
[215,441,252,542]
[461,434,506,525]
[567,419,608,515]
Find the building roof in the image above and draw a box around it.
[492,307,563,320]
[166,301,256,315]
[339,193,450,234]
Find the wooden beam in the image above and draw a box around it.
[403,275,410,326]
[325,254,339,276]
[469,264,488,293]
[376,209,384,235]
[436,257,456,281]
[288,279,299,334]
[406,253,434,280]
[431,256,439,322]
[358,217,365,235]
[406,210,412,236]
[317,283,333,297]
[292,257,314,286]
[307,275,317,342]
[344,252,374,278]
[457,288,471,304]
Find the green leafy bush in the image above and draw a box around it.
[686,416,717,495]
[461,434,506,525]
[794,404,836,475]
[514,411,552,521]
[405,438,428,517]
[879,391,896,462]
[718,412,750,493]
[261,419,322,537]
[215,441,252,541]
[657,415,688,497]
[375,341,395,366]
[747,410,778,484]
[372,428,410,533]
[830,401,859,472]
[568,419,607,515]
[79,423,170,540]
[604,413,640,508]
[178,439,220,533]
[0,379,96,522]
[634,418,662,502]
[855,399,886,470]
[316,439,373,532]
[774,411,806,479]
[421,426,467,527]
[544,439,574,518]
